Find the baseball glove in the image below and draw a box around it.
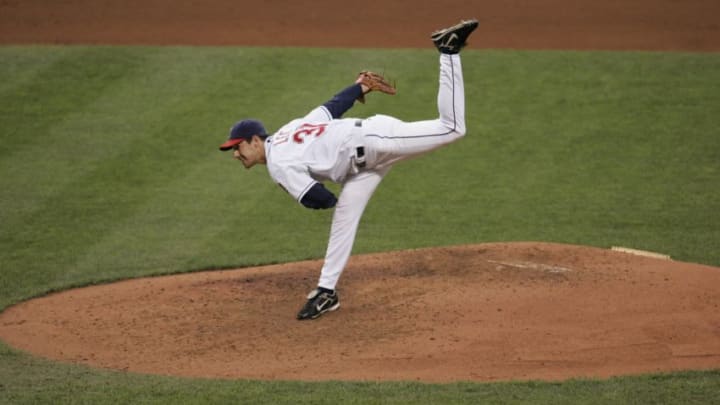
[355,71,396,103]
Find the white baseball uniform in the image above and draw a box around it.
[264,53,466,290]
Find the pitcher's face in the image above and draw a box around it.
[232,136,266,168]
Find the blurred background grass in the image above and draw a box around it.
[1,46,719,403]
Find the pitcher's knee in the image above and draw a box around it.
[440,118,466,139]
[438,128,464,147]
[453,125,466,138]
[448,123,466,142]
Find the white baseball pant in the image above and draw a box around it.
[318,53,467,290]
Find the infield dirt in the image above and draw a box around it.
[2,243,720,382]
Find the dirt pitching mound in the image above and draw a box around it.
[1,242,719,382]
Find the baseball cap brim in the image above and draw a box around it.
[219,138,244,151]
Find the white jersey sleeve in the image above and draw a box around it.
[301,105,333,123]
[268,163,317,204]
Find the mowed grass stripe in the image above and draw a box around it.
[0,47,265,302]
[0,48,148,232]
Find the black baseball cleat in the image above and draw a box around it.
[297,288,340,320]
[431,19,479,54]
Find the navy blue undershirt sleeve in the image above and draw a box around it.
[322,84,363,119]
[300,183,338,209]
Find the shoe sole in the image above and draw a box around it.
[431,19,479,41]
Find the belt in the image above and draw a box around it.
[354,120,366,168]
[356,146,366,168]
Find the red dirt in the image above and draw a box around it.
[1,0,719,51]
[1,243,720,382]
[1,0,719,383]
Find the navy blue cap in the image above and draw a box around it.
[219,119,267,151]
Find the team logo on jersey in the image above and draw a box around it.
[273,129,291,145]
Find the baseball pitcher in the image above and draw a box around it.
[219,19,479,320]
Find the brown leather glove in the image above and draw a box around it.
[355,71,397,103]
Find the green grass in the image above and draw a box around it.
[1,46,719,403]
[2,348,719,404]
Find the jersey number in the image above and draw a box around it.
[293,123,327,144]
